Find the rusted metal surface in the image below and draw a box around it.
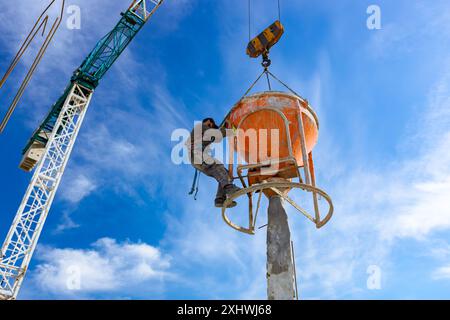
[222,180,333,234]
[227,91,319,170]
[221,91,333,234]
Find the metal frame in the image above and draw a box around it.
[0,0,65,133]
[0,83,93,300]
[233,106,303,185]
[0,0,164,300]
[129,0,164,22]
[223,94,333,235]
[23,0,164,161]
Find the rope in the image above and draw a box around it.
[267,70,305,100]
[242,69,301,99]
[188,169,201,200]
[243,69,266,97]
[222,69,295,126]
[219,68,309,130]
[265,71,272,91]
[194,172,200,199]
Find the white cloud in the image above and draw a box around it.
[432,266,450,280]
[60,173,97,204]
[53,170,97,233]
[366,1,450,58]
[377,70,450,240]
[54,211,81,233]
[29,238,171,298]
[289,64,450,296]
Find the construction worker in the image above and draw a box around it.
[187,118,241,208]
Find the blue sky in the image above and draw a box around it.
[0,0,449,299]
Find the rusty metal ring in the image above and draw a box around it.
[221,181,334,235]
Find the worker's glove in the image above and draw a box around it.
[221,120,231,129]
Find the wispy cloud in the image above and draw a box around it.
[26,237,171,299]
[367,1,450,58]
[286,60,450,297]
[54,211,81,234]
[432,266,450,280]
[60,173,97,205]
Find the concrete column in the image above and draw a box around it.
[266,195,296,300]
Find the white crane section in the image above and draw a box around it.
[0,0,164,300]
[0,84,93,300]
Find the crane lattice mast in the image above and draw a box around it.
[0,0,164,300]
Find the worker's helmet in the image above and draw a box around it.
[202,117,219,129]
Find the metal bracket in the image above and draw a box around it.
[222,181,334,235]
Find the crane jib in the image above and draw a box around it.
[1,0,164,300]
[22,6,152,159]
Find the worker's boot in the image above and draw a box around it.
[224,184,241,196]
[215,197,237,208]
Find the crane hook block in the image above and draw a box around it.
[246,20,284,59]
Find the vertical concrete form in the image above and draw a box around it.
[266,195,296,300]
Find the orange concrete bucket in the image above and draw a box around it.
[226,91,319,184]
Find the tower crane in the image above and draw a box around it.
[0,0,164,300]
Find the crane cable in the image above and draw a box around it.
[248,0,251,42]
[191,1,283,198]
[247,0,282,92]
[278,0,281,21]
[248,0,281,40]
